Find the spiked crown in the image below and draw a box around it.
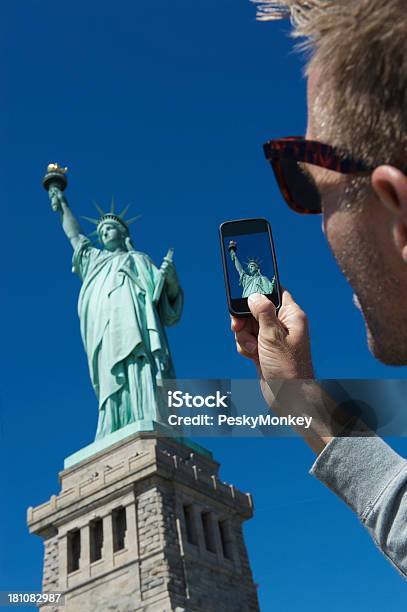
[245,257,262,270]
[81,198,141,238]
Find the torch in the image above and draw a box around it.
[42,162,68,211]
[228,239,237,257]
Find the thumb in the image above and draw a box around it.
[280,287,308,323]
[248,293,278,327]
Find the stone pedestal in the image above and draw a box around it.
[28,433,260,611]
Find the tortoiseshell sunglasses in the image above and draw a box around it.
[263,136,374,214]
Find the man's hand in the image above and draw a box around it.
[231,291,347,455]
[231,290,314,380]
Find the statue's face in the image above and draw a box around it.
[248,262,259,275]
[100,223,123,251]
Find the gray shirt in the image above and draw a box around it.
[310,436,407,578]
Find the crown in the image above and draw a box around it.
[81,198,141,237]
[245,256,262,268]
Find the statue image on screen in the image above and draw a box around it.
[228,239,275,298]
[43,164,183,440]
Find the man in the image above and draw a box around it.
[232,0,407,578]
[228,240,276,297]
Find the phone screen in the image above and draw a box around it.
[220,218,280,316]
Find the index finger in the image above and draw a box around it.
[230,315,246,333]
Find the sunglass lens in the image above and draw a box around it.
[277,160,322,214]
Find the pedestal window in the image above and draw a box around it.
[112,507,127,552]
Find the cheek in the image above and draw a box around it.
[324,206,382,299]
[321,184,350,251]
[324,211,347,256]
[322,204,366,284]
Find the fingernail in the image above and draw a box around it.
[248,293,262,305]
[244,342,257,354]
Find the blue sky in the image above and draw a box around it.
[1,1,406,610]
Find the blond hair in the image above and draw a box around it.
[253,0,407,170]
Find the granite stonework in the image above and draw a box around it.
[28,433,260,611]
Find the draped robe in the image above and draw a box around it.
[239,269,276,298]
[72,237,183,439]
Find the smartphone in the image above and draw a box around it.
[219,218,281,317]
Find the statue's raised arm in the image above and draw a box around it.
[228,240,244,277]
[43,163,84,250]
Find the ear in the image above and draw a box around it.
[372,165,407,215]
[372,166,407,263]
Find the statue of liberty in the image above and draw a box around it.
[43,164,183,440]
[228,240,275,298]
